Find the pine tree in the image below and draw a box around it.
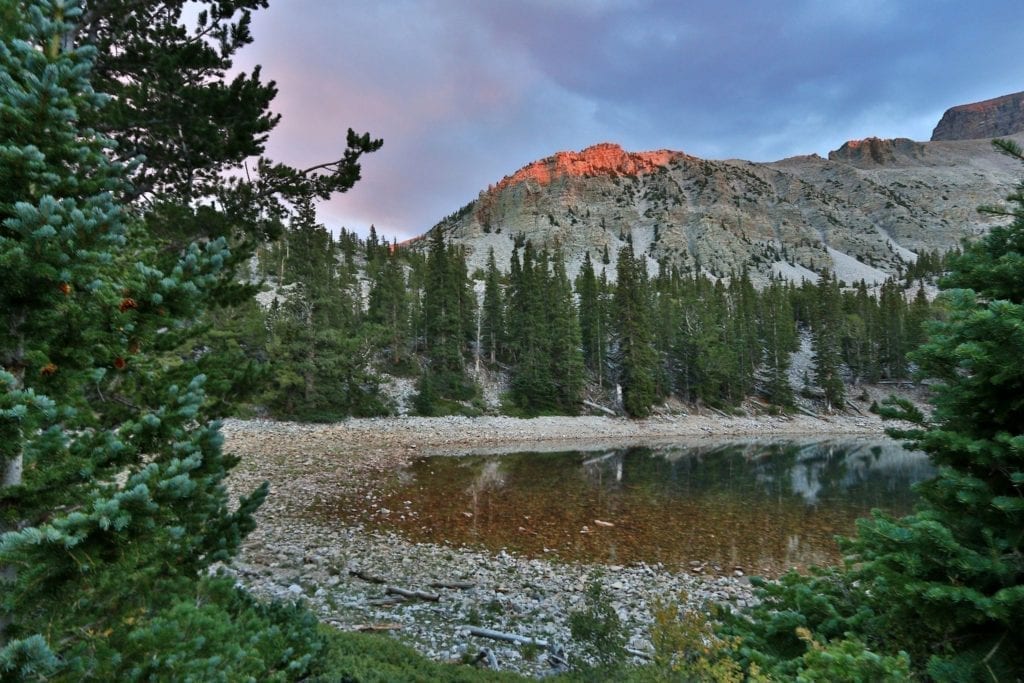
[904,281,932,354]
[849,139,1024,676]
[480,248,503,365]
[507,243,555,413]
[1,4,319,677]
[760,281,797,406]
[266,199,383,419]
[367,246,410,368]
[613,245,657,417]
[878,278,908,379]
[416,229,471,410]
[575,252,602,378]
[548,250,584,412]
[811,271,845,411]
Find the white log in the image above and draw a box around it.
[349,569,386,584]
[466,626,548,647]
[582,399,616,416]
[385,585,440,602]
[352,622,403,632]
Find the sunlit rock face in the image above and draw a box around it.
[491,143,683,189]
[419,103,1024,286]
[827,137,928,166]
[932,91,1024,141]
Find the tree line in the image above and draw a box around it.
[253,215,939,420]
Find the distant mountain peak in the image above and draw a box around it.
[931,91,1024,141]
[493,142,687,193]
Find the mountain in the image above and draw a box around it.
[932,91,1024,141]
[422,107,1024,286]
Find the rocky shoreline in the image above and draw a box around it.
[221,412,890,676]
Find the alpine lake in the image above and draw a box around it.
[315,439,934,578]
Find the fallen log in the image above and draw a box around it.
[385,586,440,602]
[794,404,821,419]
[349,569,387,584]
[365,596,406,606]
[471,647,499,670]
[845,399,865,416]
[466,626,548,648]
[582,399,617,416]
[352,623,403,632]
[428,580,476,590]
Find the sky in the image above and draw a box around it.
[233,0,1023,241]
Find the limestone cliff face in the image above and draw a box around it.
[931,91,1024,141]
[422,135,1022,287]
[827,137,927,166]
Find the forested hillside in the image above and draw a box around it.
[249,215,946,420]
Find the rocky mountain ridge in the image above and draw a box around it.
[422,97,1024,286]
[932,91,1024,141]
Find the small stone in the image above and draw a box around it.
[287,584,303,595]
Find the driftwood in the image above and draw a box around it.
[466,626,548,648]
[365,596,406,606]
[794,404,821,419]
[352,622,403,632]
[385,585,440,602]
[547,645,570,671]
[845,399,865,416]
[349,569,386,584]
[471,648,499,669]
[625,647,654,660]
[582,399,617,416]
[428,580,476,590]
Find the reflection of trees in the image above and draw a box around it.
[581,450,627,489]
[465,460,506,521]
[376,441,933,575]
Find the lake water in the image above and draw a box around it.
[323,439,934,577]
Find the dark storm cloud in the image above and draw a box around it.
[235,0,1022,239]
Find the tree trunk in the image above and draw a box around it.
[475,310,481,375]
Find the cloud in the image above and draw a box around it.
[233,0,1023,240]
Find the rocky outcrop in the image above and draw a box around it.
[827,137,928,167]
[492,143,685,190]
[931,91,1024,141]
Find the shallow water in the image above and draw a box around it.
[320,439,934,577]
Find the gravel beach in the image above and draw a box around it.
[221,411,890,676]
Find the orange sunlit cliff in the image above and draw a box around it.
[491,143,685,193]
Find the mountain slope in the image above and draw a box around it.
[424,132,1023,285]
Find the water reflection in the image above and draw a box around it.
[319,439,934,577]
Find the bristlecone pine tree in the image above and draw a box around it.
[729,140,1024,680]
[0,3,320,679]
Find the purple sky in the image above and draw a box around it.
[234,0,1023,241]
